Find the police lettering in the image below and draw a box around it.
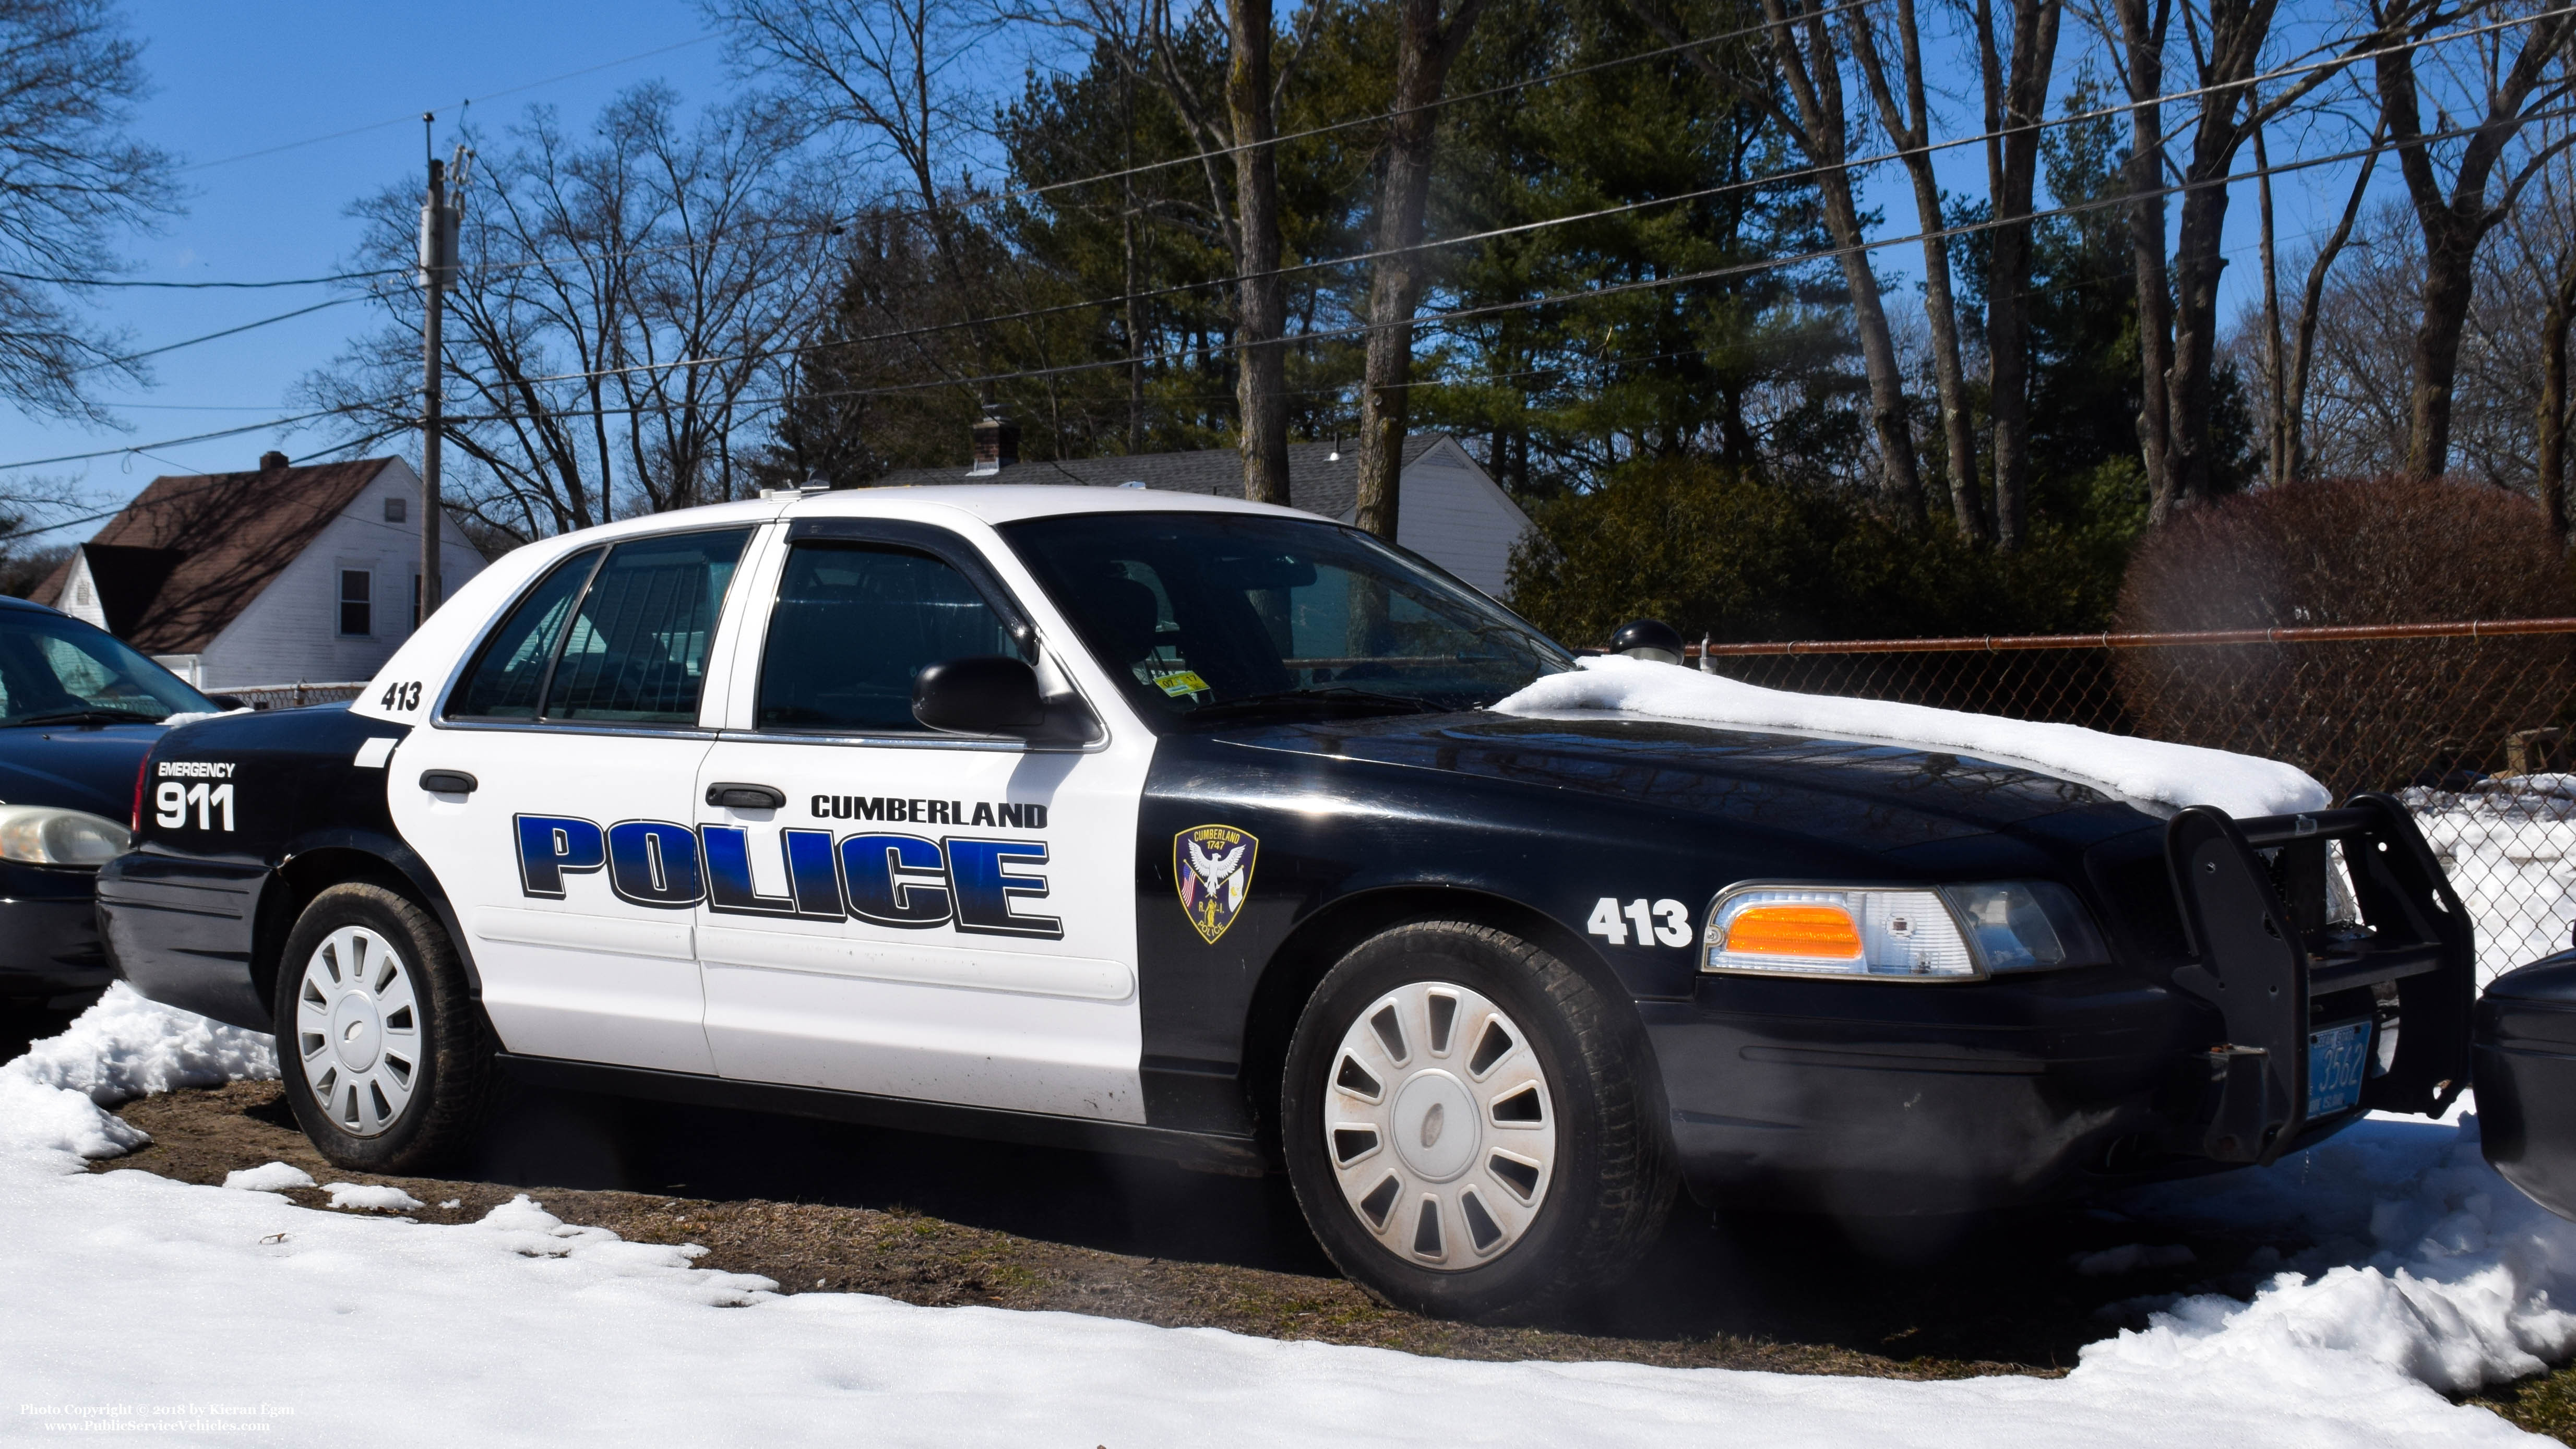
[511,812,1061,939]
[809,794,1047,830]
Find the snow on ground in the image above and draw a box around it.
[2,988,2563,1444]
[1496,655,2330,818]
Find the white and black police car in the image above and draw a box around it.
[100,485,2475,1320]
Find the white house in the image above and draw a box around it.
[870,425,1535,599]
[33,452,488,690]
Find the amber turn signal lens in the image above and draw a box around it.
[1722,904,1863,959]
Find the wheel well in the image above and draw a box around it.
[252,849,432,1014]
[1236,886,1644,1161]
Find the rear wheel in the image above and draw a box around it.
[1280,921,1673,1321]
[274,882,500,1173]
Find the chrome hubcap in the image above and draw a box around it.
[294,925,420,1138]
[1324,981,1556,1270]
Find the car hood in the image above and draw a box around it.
[0,722,162,818]
[1210,710,2155,855]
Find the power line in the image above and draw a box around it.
[443,3,2567,398]
[413,92,2576,425]
[0,266,402,291]
[86,296,364,372]
[176,33,724,175]
[12,9,2546,481]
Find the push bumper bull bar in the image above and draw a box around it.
[2165,792,2474,1167]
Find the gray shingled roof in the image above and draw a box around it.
[869,435,1451,519]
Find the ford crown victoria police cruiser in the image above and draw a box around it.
[98,486,2475,1320]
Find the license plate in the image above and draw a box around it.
[2307,1020,2371,1118]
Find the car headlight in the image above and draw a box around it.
[1701,881,2105,980]
[0,805,132,867]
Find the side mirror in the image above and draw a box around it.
[913,656,1046,734]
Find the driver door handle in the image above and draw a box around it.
[707,782,786,810]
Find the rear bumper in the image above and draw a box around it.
[0,862,111,999]
[96,851,269,1030]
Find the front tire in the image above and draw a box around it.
[1280,921,1674,1321]
[274,882,499,1173]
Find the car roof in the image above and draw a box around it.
[0,593,65,617]
[781,482,1315,528]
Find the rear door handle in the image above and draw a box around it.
[419,770,478,795]
[707,782,786,810]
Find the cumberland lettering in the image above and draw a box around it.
[809,794,1050,829]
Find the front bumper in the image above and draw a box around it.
[1651,794,2473,1214]
[0,860,111,999]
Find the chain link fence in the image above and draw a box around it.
[1692,619,2576,986]
[217,682,368,712]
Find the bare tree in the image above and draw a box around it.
[2106,0,2377,522]
[1226,0,1290,505]
[0,0,176,422]
[1353,0,1490,541]
[2372,0,2576,481]
[1848,0,1988,540]
[303,89,841,542]
[1975,0,2061,549]
[1626,0,1926,525]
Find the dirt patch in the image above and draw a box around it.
[92,1080,2372,1383]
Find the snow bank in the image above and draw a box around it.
[2083,1099,2576,1403]
[0,980,272,1163]
[1,986,2559,1445]
[1495,655,2330,818]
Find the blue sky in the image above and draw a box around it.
[0,0,731,541]
[0,1,2401,547]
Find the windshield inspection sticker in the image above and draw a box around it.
[1176,824,1258,944]
[1153,670,1210,698]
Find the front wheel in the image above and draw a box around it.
[274,882,500,1173]
[1280,921,1674,1321]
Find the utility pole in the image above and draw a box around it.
[416,118,464,626]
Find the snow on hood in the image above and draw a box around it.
[1494,655,2330,819]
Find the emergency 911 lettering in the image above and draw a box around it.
[512,812,1062,939]
[154,759,237,831]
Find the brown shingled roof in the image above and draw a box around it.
[31,458,396,654]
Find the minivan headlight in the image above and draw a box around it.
[0,805,132,866]
[1701,881,2104,980]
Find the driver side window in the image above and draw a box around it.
[755,541,1018,734]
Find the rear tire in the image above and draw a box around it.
[1280,920,1674,1321]
[274,882,500,1174]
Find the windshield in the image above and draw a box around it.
[0,608,217,724]
[1000,511,1574,724]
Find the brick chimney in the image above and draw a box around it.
[968,401,1018,476]
[258,450,289,472]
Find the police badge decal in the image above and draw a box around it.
[1174,824,1258,944]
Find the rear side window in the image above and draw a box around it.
[446,528,752,725]
[756,542,1017,734]
[447,548,599,719]
[548,531,751,723]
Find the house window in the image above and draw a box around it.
[339,570,372,637]
[385,495,408,523]
[75,579,92,606]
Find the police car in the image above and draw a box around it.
[99,485,2475,1320]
